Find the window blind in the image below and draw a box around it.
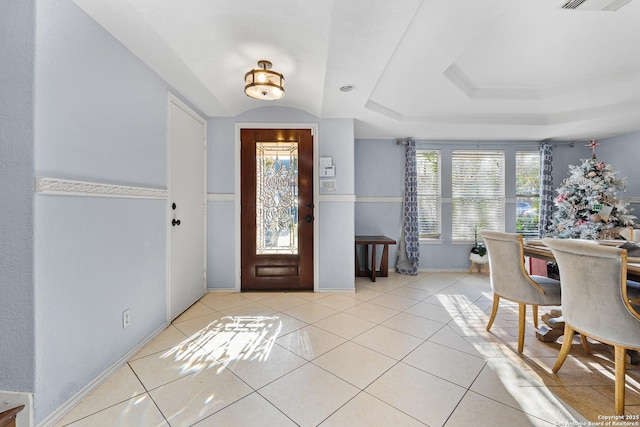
[452,150,505,240]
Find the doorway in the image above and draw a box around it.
[167,96,206,320]
[240,128,314,291]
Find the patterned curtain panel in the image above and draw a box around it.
[539,142,554,237]
[396,139,420,275]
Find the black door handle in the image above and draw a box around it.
[172,218,181,226]
[305,215,313,223]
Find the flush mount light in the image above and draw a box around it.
[244,60,285,100]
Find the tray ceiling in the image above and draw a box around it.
[71,0,640,141]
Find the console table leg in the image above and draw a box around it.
[380,244,389,277]
[371,244,377,282]
[364,244,370,277]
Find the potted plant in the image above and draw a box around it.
[469,225,489,273]
[468,228,489,273]
[470,225,487,264]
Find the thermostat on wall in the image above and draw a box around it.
[320,166,335,177]
[319,156,335,177]
[319,156,333,168]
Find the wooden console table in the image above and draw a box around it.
[355,235,396,282]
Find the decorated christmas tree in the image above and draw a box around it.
[546,140,636,239]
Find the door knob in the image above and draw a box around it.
[172,202,177,210]
[306,203,314,209]
[172,218,181,226]
[305,215,313,223]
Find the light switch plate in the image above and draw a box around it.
[320,179,337,191]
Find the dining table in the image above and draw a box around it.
[523,239,640,282]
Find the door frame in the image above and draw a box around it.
[166,93,208,321]
[235,123,319,292]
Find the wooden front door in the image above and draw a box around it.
[241,128,314,291]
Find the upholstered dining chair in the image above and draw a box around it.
[543,238,640,415]
[479,231,562,353]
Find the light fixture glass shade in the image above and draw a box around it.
[244,60,285,100]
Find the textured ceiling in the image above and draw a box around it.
[72,0,640,141]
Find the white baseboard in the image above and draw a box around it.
[418,268,469,273]
[0,390,33,427]
[37,323,168,427]
[206,288,236,293]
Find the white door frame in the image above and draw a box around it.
[167,93,207,321]
[234,123,319,292]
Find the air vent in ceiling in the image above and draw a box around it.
[562,0,632,11]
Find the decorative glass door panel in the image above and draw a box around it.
[256,141,299,255]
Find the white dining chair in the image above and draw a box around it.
[480,231,562,353]
[543,238,640,415]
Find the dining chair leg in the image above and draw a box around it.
[486,294,500,331]
[580,334,591,355]
[552,324,575,373]
[614,346,626,415]
[532,305,539,329]
[518,303,526,353]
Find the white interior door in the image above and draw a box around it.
[168,96,206,321]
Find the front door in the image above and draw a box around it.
[240,128,314,291]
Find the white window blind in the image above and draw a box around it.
[452,150,505,240]
[416,150,441,239]
[516,151,541,238]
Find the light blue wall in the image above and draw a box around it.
[317,118,355,290]
[206,117,235,289]
[354,140,404,269]
[0,0,36,394]
[34,0,167,186]
[207,109,355,291]
[34,197,166,418]
[596,132,640,186]
[32,0,171,422]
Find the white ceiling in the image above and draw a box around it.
[72,0,640,141]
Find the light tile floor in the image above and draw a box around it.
[53,272,640,426]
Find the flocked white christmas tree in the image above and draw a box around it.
[546,140,636,239]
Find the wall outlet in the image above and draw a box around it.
[122,309,131,329]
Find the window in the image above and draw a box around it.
[516,151,541,238]
[416,150,441,239]
[452,150,505,240]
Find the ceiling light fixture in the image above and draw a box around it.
[244,60,285,100]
